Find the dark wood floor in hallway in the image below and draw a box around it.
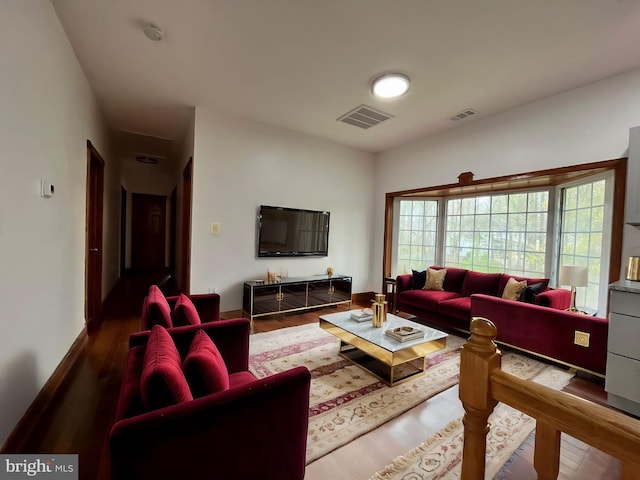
[14,273,622,479]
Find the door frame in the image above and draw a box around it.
[85,140,104,331]
[180,158,193,294]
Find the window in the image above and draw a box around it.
[395,199,439,273]
[558,176,612,312]
[444,191,549,276]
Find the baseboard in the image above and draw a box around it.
[1,328,88,452]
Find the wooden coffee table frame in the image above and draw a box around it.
[319,314,447,386]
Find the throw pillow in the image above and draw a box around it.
[412,270,427,289]
[424,268,447,291]
[173,294,201,327]
[502,277,527,301]
[519,282,545,304]
[183,329,230,398]
[141,325,193,410]
[144,285,172,329]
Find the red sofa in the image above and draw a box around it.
[471,294,608,376]
[396,266,569,332]
[110,319,311,480]
[396,266,607,375]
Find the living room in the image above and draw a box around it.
[2,1,640,478]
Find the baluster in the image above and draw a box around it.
[459,317,501,480]
[534,419,560,480]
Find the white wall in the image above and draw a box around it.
[0,1,113,446]
[374,68,640,289]
[192,109,375,312]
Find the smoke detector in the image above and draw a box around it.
[143,24,164,42]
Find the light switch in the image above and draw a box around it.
[210,223,220,234]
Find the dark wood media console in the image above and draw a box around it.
[242,274,352,325]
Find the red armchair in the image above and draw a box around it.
[142,285,221,329]
[110,319,311,480]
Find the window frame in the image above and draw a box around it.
[383,159,627,306]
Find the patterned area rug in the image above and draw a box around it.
[369,361,574,479]
[249,323,572,467]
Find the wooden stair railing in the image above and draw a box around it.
[459,317,640,480]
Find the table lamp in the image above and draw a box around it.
[559,265,588,312]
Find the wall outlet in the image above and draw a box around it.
[208,287,216,294]
[574,330,590,348]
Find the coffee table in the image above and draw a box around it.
[319,311,448,386]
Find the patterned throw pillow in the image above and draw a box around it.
[424,268,447,291]
[502,277,527,301]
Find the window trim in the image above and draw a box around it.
[383,159,627,294]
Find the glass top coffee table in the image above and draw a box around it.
[319,311,448,386]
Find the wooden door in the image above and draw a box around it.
[169,187,177,277]
[85,141,104,330]
[131,193,166,272]
[180,158,193,293]
[120,186,127,275]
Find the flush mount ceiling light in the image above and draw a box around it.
[371,73,411,99]
[143,23,164,42]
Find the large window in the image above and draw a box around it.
[444,191,549,276]
[396,199,439,273]
[558,176,612,312]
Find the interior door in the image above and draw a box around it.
[85,141,104,330]
[131,193,167,272]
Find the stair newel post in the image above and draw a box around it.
[459,317,501,480]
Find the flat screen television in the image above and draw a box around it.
[257,205,330,257]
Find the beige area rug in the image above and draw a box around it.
[249,323,572,467]
[370,361,574,480]
[249,323,465,463]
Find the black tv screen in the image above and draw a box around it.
[258,205,330,257]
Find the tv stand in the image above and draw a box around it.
[242,274,352,327]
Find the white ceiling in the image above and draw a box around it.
[52,0,640,154]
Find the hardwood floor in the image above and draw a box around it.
[12,273,622,479]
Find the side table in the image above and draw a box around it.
[383,276,397,313]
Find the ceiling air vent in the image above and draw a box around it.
[337,104,394,129]
[448,108,478,122]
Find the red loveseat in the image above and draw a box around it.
[470,294,608,376]
[396,266,569,332]
[110,318,311,480]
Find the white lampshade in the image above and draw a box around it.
[559,265,588,287]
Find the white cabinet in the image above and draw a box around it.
[605,282,640,416]
[625,126,640,225]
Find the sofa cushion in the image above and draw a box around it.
[502,277,527,301]
[424,268,446,291]
[412,270,427,289]
[498,275,550,297]
[437,297,471,321]
[141,325,193,410]
[183,329,229,397]
[429,266,468,293]
[143,285,172,329]
[173,294,201,327]
[399,289,462,312]
[520,282,546,304]
[461,271,502,297]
